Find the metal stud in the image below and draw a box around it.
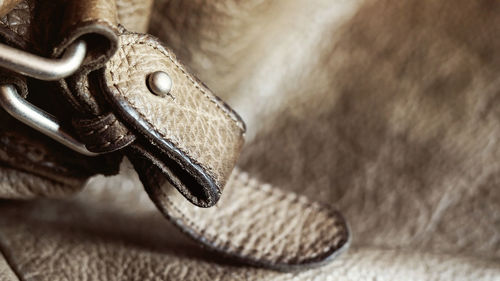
[147,71,172,98]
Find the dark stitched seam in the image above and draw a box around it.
[155,169,345,264]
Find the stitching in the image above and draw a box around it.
[77,117,133,150]
[88,132,132,150]
[110,80,221,186]
[107,34,246,185]
[155,169,346,264]
[0,234,26,281]
[118,37,244,131]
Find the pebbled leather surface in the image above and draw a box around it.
[102,31,245,207]
[0,253,18,281]
[0,163,498,280]
[2,0,500,279]
[144,168,348,269]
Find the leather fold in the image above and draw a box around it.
[0,0,123,198]
[99,31,246,207]
[0,0,351,271]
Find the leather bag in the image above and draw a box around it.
[0,0,350,278]
[1,0,499,280]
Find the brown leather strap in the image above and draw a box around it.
[99,30,245,207]
[0,0,351,271]
[72,112,136,153]
[137,165,350,271]
[29,2,245,207]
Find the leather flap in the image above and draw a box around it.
[99,31,246,207]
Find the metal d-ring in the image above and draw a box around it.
[0,84,98,156]
[0,40,97,156]
[0,40,87,81]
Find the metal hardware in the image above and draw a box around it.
[147,71,172,97]
[0,84,98,156]
[0,40,87,81]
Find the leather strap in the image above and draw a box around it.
[139,165,350,270]
[0,0,351,271]
[0,0,22,18]
[116,0,154,33]
[0,0,121,197]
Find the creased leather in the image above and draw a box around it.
[1,162,499,280]
[0,0,248,208]
[39,0,120,115]
[53,0,119,70]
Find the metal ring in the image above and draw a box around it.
[0,40,87,81]
[0,84,98,156]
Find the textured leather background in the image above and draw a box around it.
[117,0,153,33]
[1,0,500,280]
[0,0,21,18]
[146,168,348,268]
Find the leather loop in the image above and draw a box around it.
[0,1,350,271]
[72,112,135,153]
[99,30,245,207]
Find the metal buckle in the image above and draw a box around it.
[0,40,98,156]
[0,40,87,81]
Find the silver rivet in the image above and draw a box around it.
[147,71,172,97]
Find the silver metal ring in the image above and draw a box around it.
[0,40,87,81]
[0,84,98,156]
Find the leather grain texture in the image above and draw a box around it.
[102,31,245,207]
[0,0,21,18]
[143,168,349,270]
[2,0,499,279]
[0,252,19,281]
[117,0,153,33]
